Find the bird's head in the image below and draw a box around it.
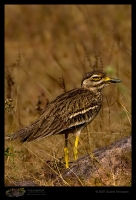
[81,69,121,91]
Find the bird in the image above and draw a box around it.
[5,68,121,168]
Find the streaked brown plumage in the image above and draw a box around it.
[5,69,121,168]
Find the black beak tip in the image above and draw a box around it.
[111,79,122,83]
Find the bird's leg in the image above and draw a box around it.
[73,131,80,160]
[64,133,69,168]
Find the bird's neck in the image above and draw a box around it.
[82,85,102,94]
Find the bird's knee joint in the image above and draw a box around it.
[64,147,69,154]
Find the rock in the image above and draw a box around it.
[53,135,131,186]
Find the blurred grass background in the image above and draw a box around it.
[5,5,131,186]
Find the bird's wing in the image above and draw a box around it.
[8,88,102,142]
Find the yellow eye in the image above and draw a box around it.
[92,76,101,81]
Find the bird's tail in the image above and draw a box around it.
[5,128,27,142]
[5,134,14,140]
[5,123,35,143]
[5,115,50,143]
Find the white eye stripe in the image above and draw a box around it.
[92,75,101,78]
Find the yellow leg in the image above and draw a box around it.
[64,147,69,168]
[73,135,79,160]
[64,134,69,168]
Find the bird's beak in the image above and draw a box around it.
[104,77,122,83]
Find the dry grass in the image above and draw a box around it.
[5,5,131,186]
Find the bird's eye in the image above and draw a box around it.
[92,76,101,81]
